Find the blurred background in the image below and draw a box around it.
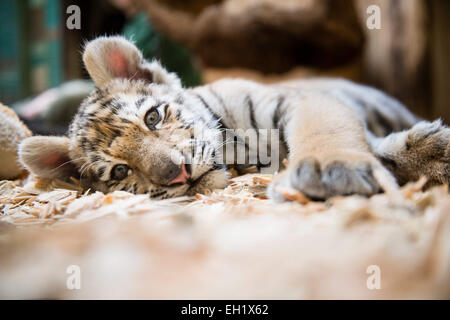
[0,0,449,135]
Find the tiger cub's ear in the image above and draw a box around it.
[18,136,78,180]
[83,36,181,88]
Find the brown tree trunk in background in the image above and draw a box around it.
[429,0,450,125]
[138,0,364,73]
[355,0,430,119]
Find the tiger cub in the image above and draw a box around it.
[19,36,450,200]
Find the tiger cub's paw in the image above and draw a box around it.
[267,157,382,202]
[386,120,450,187]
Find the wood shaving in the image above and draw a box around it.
[275,185,310,204]
[402,176,428,199]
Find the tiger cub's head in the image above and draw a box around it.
[19,36,228,199]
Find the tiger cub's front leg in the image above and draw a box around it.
[268,94,393,201]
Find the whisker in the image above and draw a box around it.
[50,156,88,173]
[79,159,103,180]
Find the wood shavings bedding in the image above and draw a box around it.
[0,174,449,299]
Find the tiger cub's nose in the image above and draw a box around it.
[167,162,190,186]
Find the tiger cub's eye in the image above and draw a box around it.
[144,108,160,129]
[111,164,130,180]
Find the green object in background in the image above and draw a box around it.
[122,12,202,88]
[0,0,63,104]
[0,0,27,104]
[29,0,63,93]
